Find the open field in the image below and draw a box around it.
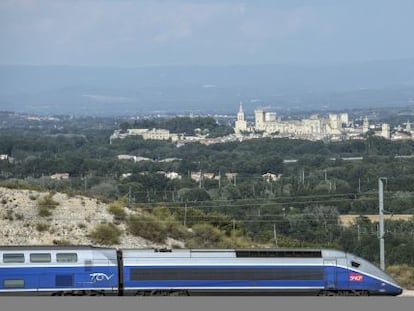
[339,214,413,226]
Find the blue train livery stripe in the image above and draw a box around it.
[0,266,118,291]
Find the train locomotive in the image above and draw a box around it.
[0,245,403,296]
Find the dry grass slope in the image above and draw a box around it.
[0,187,164,248]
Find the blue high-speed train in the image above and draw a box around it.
[0,246,403,296]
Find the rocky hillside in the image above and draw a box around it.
[0,187,177,248]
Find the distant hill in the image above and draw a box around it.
[1,59,414,116]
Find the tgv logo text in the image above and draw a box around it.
[89,273,114,282]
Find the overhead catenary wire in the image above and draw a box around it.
[16,191,409,210]
[17,196,381,210]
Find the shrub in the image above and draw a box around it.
[107,202,127,221]
[152,206,172,219]
[185,223,226,248]
[0,179,38,190]
[37,194,59,217]
[36,223,49,232]
[15,213,24,220]
[89,182,119,200]
[152,206,190,240]
[185,224,252,248]
[38,206,52,217]
[165,220,190,240]
[38,194,59,209]
[29,194,38,201]
[128,214,167,243]
[90,223,122,245]
[3,210,13,221]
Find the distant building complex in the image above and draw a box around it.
[234,103,403,141]
[110,128,179,144]
[109,103,412,145]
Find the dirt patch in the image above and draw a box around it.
[400,290,414,296]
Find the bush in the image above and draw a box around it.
[165,220,191,240]
[36,223,49,232]
[151,206,191,240]
[89,182,119,200]
[152,206,172,219]
[107,202,127,221]
[38,194,59,208]
[185,224,253,248]
[3,210,13,221]
[0,179,41,191]
[185,223,228,248]
[90,223,122,245]
[37,194,59,217]
[15,213,24,220]
[38,206,52,217]
[128,214,167,243]
[29,194,38,201]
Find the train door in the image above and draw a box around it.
[323,259,337,289]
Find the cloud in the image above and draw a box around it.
[82,94,135,104]
[1,0,414,66]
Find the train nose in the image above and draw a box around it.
[387,284,403,296]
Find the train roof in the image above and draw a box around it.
[121,248,326,258]
[235,249,322,258]
[120,248,323,252]
[0,245,115,251]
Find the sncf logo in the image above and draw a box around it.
[89,273,114,282]
[349,273,364,282]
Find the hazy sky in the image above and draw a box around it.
[1,0,414,67]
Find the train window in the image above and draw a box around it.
[3,253,25,263]
[57,253,78,263]
[351,261,361,268]
[130,267,324,281]
[30,253,51,263]
[4,279,25,288]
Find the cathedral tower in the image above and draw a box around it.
[234,102,247,134]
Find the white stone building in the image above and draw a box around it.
[50,173,70,180]
[239,107,350,140]
[110,128,177,142]
[381,123,391,139]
